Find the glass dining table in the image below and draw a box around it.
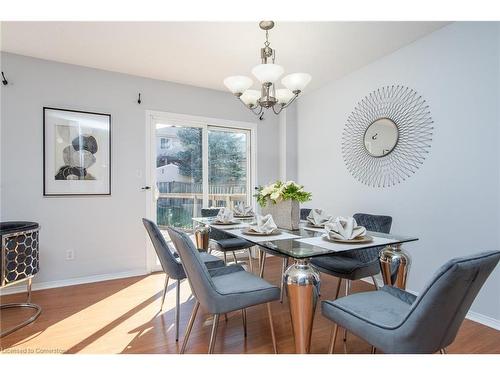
[192,216,418,354]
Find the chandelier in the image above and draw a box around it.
[224,21,312,119]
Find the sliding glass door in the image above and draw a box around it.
[148,115,254,231]
[208,126,251,210]
[155,123,204,229]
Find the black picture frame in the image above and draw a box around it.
[43,107,112,196]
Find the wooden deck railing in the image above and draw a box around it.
[156,181,248,228]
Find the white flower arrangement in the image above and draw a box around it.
[255,180,312,207]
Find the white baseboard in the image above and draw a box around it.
[465,311,500,331]
[0,268,149,296]
[361,277,500,331]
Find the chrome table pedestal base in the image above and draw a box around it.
[284,258,320,354]
[379,244,411,289]
[194,225,210,251]
[0,278,42,338]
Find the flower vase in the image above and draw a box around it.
[261,199,300,230]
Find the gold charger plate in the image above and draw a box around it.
[241,228,282,236]
[213,220,240,225]
[322,234,373,243]
[234,214,254,218]
[306,222,326,228]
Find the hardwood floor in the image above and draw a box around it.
[1,256,499,354]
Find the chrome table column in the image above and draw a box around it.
[284,258,320,354]
[379,243,411,289]
[194,224,210,251]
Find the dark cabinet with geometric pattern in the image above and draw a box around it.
[1,221,41,338]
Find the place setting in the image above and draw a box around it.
[232,202,255,219]
[241,214,281,236]
[224,214,301,242]
[210,207,241,226]
[322,216,373,243]
[296,216,393,251]
[303,208,334,231]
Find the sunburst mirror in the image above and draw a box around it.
[342,85,434,188]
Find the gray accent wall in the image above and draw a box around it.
[297,22,500,323]
[0,52,280,284]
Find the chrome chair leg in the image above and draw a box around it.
[160,274,169,311]
[334,278,342,300]
[266,303,278,354]
[208,314,220,354]
[259,250,266,278]
[279,257,287,303]
[371,276,379,290]
[247,248,253,272]
[175,280,181,341]
[284,258,289,297]
[343,280,351,353]
[232,251,238,264]
[242,308,247,337]
[180,301,200,354]
[371,346,377,354]
[328,323,339,354]
[223,252,227,265]
[440,348,447,354]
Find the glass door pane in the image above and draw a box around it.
[207,127,250,210]
[155,123,203,229]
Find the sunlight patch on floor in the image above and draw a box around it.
[74,275,192,353]
[1,274,174,354]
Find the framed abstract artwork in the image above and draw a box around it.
[43,107,111,196]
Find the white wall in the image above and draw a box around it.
[0,52,280,285]
[297,22,500,323]
[279,105,298,182]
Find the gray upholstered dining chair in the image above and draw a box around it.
[201,208,254,271]
[322,251,500,354]
[311,213,392,296]
[311,213,392,349]
[142,218,224,341]
[300,208,312,220]
[167,226,280,354]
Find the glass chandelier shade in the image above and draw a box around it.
[282,73,312,93]
[251,63,284,84]
[240,89,261,107]
[276,88,295,105]
[223,75,253,95]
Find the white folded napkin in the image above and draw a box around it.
[216,207,234,223]
[233,203,254,216]
[306,208,333,226]
[249,214,278,234]
[325,217,366,240]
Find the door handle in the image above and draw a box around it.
[141,186,151,190]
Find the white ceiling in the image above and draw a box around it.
[1,21,449,92]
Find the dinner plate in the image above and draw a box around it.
[306,222,326,228]
[241,228,282,236]
[322,234,373,243]
[212,220,240,225]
